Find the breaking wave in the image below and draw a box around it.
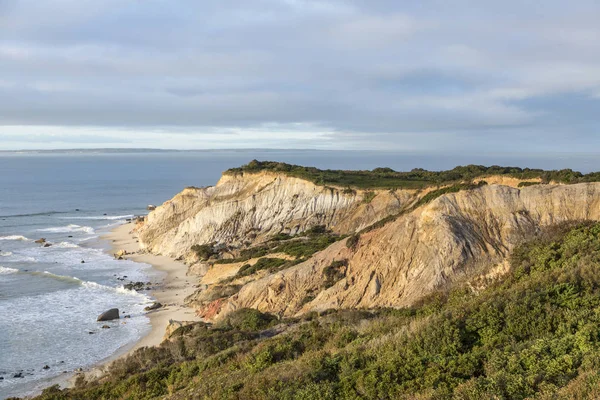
[54,242,80,249]
[0,266,19,275]
[37,224,95,234]
[30,271,150,300]
[0,235,31,241]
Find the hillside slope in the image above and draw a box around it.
[31,222,600,399]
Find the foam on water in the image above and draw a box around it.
[54,241,80,248]
[37,224,95,234]
[0,235,31,241]
[0,266,19,274]
[0,279,152,397]
[0,251,13,256]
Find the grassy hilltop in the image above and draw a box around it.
[30,221,600,399]
[224,160,600,189]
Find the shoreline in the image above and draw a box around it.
[66,221,200,386]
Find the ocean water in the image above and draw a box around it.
[1,149,599,398]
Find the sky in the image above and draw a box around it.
[0,0,599,151]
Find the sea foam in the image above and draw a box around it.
[37,224,95,234]
[0,266,19,274]
[0,235,31,241]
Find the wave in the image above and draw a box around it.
[0,251,13,256]
[54,241,80,248]
[81,280,149,299]
[0,235,31,241]
[37,224,95,234]
[0,266,19,274]
[31,271,150,300]
[60,214,134,221]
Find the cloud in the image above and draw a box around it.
[0,0,599,150]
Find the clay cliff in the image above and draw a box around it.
[218,183,600,318]
[137,168,600,321]
[138,171,417,257]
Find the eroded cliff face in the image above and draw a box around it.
[138,171,417,257]
[215,183,600,318]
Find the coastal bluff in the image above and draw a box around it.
[135,162,600,321]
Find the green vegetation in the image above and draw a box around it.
[236,257,287,278]
[191,243,217,261]
[274,234,339,259]
[322,259,348,289]
[518,181,541,187]
[224,160,600,190]
[217,308,279,331]
[31,221,600,399]
[361,191,377,204]
[345,234,359,250]
[214,225,342,266]
[413,181,488,209]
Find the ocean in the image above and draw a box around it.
[1,149,599,398]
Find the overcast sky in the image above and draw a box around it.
[0,0,599,151]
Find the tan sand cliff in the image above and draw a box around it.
[137,171,418,257]
[136,171,600,321]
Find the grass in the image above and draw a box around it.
[224,160,600,190]
[30,221,600,399]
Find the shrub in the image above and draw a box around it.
[362,191,377,204]
[346,234,359,250]
[220,308,278,331]
[322,260,348,289]
[518,181,541,187]
[191,243,216,260]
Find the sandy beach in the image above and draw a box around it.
[68,221,201,383]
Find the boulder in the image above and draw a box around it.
[147,205,156,211]
[124,281,148,291]
[101,325,110,329]
[144,302,163,311]
[114,249,128,258]
[35,238,46,244]
[43,243,52,247]
[163,320,196,341]
[97,308,119,321]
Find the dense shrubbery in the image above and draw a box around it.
[215,227,342,267]
[518,181,541,187]
[236,257,287,278]
[31,222,600,399]
[225,160,600,189]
